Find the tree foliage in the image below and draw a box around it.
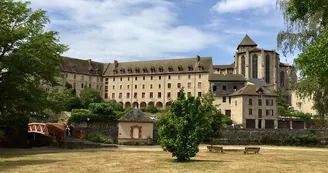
[0,0,67,146]
[80,88,103,108]
[157,89,212,161]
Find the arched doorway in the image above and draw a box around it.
[125,102,131,108]
[119,102,123,106]
[156,102,163,108]
[148,102,154,107]
[133,102,139,108]
[165,102,172,108]
[140,102,147,108]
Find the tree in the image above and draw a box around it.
[157,89,211,161]
[277,0,328,124]
[80,88,103,108]
[275,89,289,116]
[0,0,67,147]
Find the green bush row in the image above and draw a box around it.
[84,132,113,144]
[261,133,318,146]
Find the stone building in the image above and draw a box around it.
[58,34,302,129]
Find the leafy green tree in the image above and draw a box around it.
[157,89,211,161]
[275,89,289,116]
[0,0,67,146]
[80,88,103,108]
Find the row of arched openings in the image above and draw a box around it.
[113,65,204,74]
[120,102,171,109]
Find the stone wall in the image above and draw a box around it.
[73,122,118,140]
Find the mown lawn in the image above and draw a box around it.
[1,146,328,173]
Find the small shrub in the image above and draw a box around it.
[140,107,146,112]
[84,132,113,144]
[146,105,158,113]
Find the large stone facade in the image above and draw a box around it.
[57,34,310,129]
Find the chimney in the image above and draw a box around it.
[197,55,200,62]
[114,60,118,68]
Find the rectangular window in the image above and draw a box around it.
[198,92,202,97]
[168,83,171,88]
[89,84,91,88]
[187,82,191,89]
[113,77,115,82]
[188,74,191,79]
[249,108,253,115]
[74,74,76,79]
[258,99,262,106]
[229,97,231,104]
[158,92,162,98]
[112,93,115,99]
[150,84,153,89]
[120,85,122,89]
[168,75,171,80]
[199,74,201,78]
[105,78,108,84]
[120,77,122,81]
[188,92,191,96]
[143,76,145,80]
[105,86,108,92]
[134,92,137,98]
[159,76,162,80]
[143,84,145,89]
[198,82,202,89]
[135,85,137,89]
[167,92,171,98]
[135,77,137,81]
[113,85,115,90]
[249,98,252,105]
[258,109,262,118]
[81,83,84,88]
[126,93,130,98]
[159,84,161,89]
[150,92,153,98]
[233,86,237,90]
[127,85,130,89]
[119,93,122,98]
[104,93,108,99]
[151,76,153,80]
[223,85,226,91]
[266,110,274,116]
[177,92,181,98]
[223,97,226,103]
[142,92,145,98]
[177,83,181,88]
[128,77,130,81]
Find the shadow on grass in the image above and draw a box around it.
[0,147,117,158]
[0,159,64,172]
[166,159,231,163]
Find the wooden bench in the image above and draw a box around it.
[244,147,260,154]
[207,146,223,153]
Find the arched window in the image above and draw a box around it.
[252,54,258,78]
[168,66,173,72]
[150,67,156,73]
[178,65,183,71]
[241,56,245,77]
[159,66,164,72]
[265,55,270,83]
[280,71,285,87]
[128,68,132,74]
[188,65,193,71]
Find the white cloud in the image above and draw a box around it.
[22,0,217,62]
[213,0,275,13]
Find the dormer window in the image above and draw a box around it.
[168,66,173,72]
[128,68,133,74]
[113,69,118,74]
[257,88,263,98]
[198,64,204,71]
[143,67,148,73]
[178,65,183,71]
[159,66,164,72]
[135,68,140,73]
[188,65,193,71]
[120,68,125,74]
[151,67,156,73]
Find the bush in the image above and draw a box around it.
[146,105,158,113]
[69,109,95,123]
[84,132,113,144]
[140,107,146,112]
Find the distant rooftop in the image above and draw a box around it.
[237,34,258,49]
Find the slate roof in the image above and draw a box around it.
[118,108,153,122]
[103,56,213,76]
[279,62,292,67]
[213,62,235,69]
[247,78,268,87]
[60,56,104,76]
[230,84,277,97]
[237,34,258,49]
[209,74,246,82]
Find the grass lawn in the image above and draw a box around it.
[1,146,328,173]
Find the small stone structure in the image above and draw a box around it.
[118,108,154,145]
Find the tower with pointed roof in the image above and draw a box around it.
[237,34,258,52]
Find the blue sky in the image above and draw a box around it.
[24,0,294,65]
